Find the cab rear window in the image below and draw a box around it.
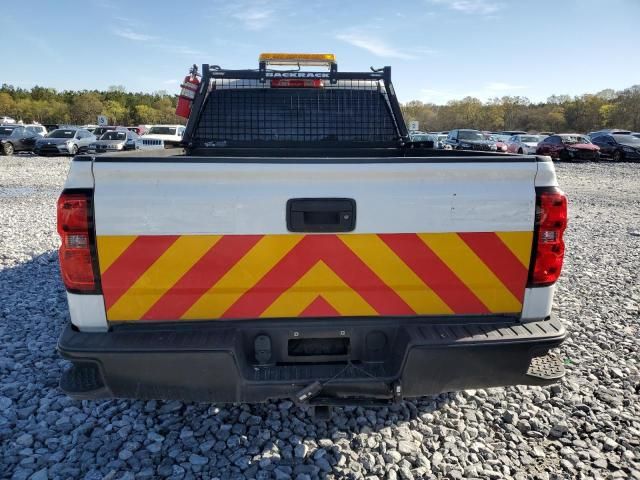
[192,87,397,145]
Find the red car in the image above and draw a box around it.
[127,126,148,135]
[482,132,508,152]
[536,134,600,161]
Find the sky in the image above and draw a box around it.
[2,0,639,104]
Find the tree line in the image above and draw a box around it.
[0,84,185,126]
[1,83,639,133]
[401,85,640,133]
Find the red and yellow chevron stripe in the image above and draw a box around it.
[96,232,533,322]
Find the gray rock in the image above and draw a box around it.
[157,461,174,477]
[398,466,414,480]
[315,457,331,473]
[549,422,569,438]
[532,446,546,458]
[294,443,308,459]
[431,451,444,468]
[16,434,34,447]
[233,455,251,470]
[274,466,293,480]
[159,401,182,414]
[147,443,162,453]
[397,441,419,456]
[147,432,165,443]
[384,450,402,463]
[318,438,333,448]
[0,396,12,410]
[502,411,518,424]
[312,448,326,460]
[602,438,618,451]
[29,468,47,480]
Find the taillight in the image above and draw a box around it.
[270,78,324,88]
[57,190,99,293]
[529,188,568,287]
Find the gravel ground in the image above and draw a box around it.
[1,156,639,480]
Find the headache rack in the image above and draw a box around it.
[182,58,409,155]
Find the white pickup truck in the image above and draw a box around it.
[56,54,567,407]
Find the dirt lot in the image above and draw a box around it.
[0,156,638,480]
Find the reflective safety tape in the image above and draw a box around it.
[97,232,533,322]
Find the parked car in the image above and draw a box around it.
[408,132,436,148]
[587,129,632,140]
[126,126,147,135]
[0,125,45,155]
[19,125,49,152]
[483,133,508,152]
[426,132,449,149]
[536,134,600,161]
[92,126,124,138]
[507,134,544,154]
[88,129,139,153]
[499,130,527,137]
[143,125,186,146]
[446,129,497,151]
[34,128,96,156]
[82,124,99,133]
[632,132,640,139]
[538,132,554,137]
[590,133,640,162]
[0,116,16,124]
[24,124,48,136]
[435,133,448,149]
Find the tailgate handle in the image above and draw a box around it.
[287,198,356,232]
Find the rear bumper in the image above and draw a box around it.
[58,316,566,405]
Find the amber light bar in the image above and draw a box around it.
[259,53,336,67]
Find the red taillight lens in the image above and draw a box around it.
[57,196,89,232]
[270,78,324,88]
[57,191,98,292]
[529,188,568,286]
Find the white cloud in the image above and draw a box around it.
[112,28,155,42]
[231,8,274,30]
[112,15,138,28]
[210,0,279,31]
[110,19,200,56]
[163,45,204,57]
[428,0,503,15]
[336,33,416,60]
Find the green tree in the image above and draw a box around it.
[612,85,640,130]
[134,104,159,124]
[103,100,127,124]
[0,92,16,116]
[70,92,104,124]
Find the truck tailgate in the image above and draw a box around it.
[92,159,535,322]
